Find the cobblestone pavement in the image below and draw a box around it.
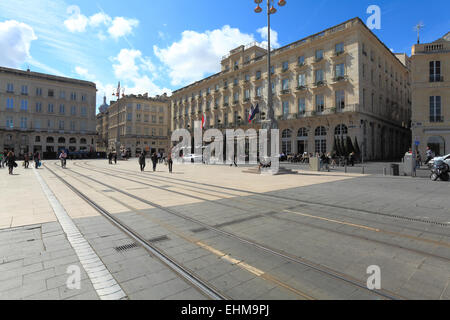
[0,159,448,300]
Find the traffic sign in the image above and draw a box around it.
[415,140,420,146]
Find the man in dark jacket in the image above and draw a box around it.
[151,152,158,172]
[6,151,16,175]
[138,152,146,172]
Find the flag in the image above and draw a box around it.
[248,103,260,123]
[201,113,206,129]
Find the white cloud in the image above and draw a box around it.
[257,26,280,48]
[107,17,139,39]
[153,25,255,86]
[0,20,37,68]
[89,12,111,27]
[75,66,95,81]
[64,5,88,32]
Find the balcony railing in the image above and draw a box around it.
[296,85,307,91]
[430,116,444,123]
[314,80,327,87]
[280,89,291,95]
[332,75,348,82]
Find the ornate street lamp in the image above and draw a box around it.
[254,0,286,159]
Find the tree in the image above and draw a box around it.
[331,137,337,157]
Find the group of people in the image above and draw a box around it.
[107,152,118,164]
[0,151,42,175]
[138,150,173,173]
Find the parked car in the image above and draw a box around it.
[428,154,450,168]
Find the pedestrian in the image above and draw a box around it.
[59,150,67,168]
[167,149,173,173]
[151,152,158,172]
[138,152,146,172]
[114,153,117,164]
[0,151,3,169]
[108,152,113,164]
[424,147,433,165]
[33,151,40,168]
[349,152,355,167]
[24,153,30,169]
[6,151,17,175]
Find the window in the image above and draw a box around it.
[298,98,306,114]
[233,92,239,103]
[47,120,53,128]
[48,104,54,113]
[152,115,156,123]
[81,106,87,116]
[59,120,64,130]
[245,74,250,82]
[256,71,261,80]
[336,90,345,110]
[282,61,289,71]
[35,102,42,113]
[6,117,13,129]
[21,85,28,95]
[315,69,324,83]
[282,101,289,115]
[136,114,141,121]
[298,128,308,137]
[256,87,262,97]
[429,61,442,82]
[80,138,87,144]
[270,66,274,74]
[298,56,305,66]
[60,91,65,99]
[34,120,41,129]
[315,95,324,113]
[159,128,163,136]
[70,121,76,131]
[36,88,42,96]
[159,106,164,113]
[429,96,442,122]
[159,116,163,124]
[81,95,87,102]
[6,98,14,109]
[151,106,156,112]
[70,92,77,100]
[36,136,41,142]
[335,64,345,78]
[315,49,324,61]
[282,79,289,91]
[224,95,229,104]
[244,89,250,100]
[144,115,149,122]
[46,137,54,143]
[335,42,344,54]
[314,126,327,154]
[71,106,76,115]
[59,104,65,114]
[215,84,220,91]
[48,89,54,97]
[298,74,306,87]
[20,100,28,111]
[20,117,27,129]
[127,113,132,121]
[152,128,156,136]
[6,83,14,93]
[136,104,141,110]
[281,129,292,154]
[335,124,348,136]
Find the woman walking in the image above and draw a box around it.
[138,152,146,172]
[33,151,41,169]
[167,149,173,173]
[6,151,17,175]
[24,153,30,169]
[151,152,158,172]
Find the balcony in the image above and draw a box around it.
[331,75,349,83]
[313,80,327,87]
[314,56,324,63]
[223,103,229,107]
[232,100,239,105]
[243,98,251,103]
[296,62,307,70]
[296,85,307,91]
[296,111,306,118]
[280,89,291,95]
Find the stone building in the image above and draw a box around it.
[96,93,171,157]
[0,66,97,158]
[170,18,411,160]
[411,32,450,157]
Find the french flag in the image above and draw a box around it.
[248,103,260,123]
[201,113,206,129]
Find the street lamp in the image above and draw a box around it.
[254,0,286,159]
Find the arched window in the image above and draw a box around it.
[297,128,308,138]
[80,138,87,144]
[58,137,66,144]
[334,124,348,136]
[315,126,327,136]
[46,137,54,143]
[282,129,292,139]
[281,129,292,154]
[69,138,76,144]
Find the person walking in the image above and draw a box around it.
[424,147,433,165]
[138,152,146,172]
[230,154,238,167]
[167,149,173,173]
[33,151,40,168]
[59,150,67,168]
[108,152,113,164]
[114,153,117,164]
[151,152,158,172]
[24,153,30,169]
[6,151,17,175]
[0,151,3,169]
[349,152,355,167]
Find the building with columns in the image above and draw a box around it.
[0,66,97,158]
[411,32,450,157]
[170,18,411,160]
[96,93,171,157]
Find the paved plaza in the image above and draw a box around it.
[0,159,449,300]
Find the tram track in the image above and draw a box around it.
[73,161,450,262]
[51,161,406,300]
[43,163,228,300]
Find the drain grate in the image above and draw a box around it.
[148,235,169,243]
[114,242,139,252]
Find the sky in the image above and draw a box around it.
[0,0,449,111]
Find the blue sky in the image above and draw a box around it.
[0,0,449,111]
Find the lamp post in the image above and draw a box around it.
[254,0,286,157]
[112,82,125,160]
